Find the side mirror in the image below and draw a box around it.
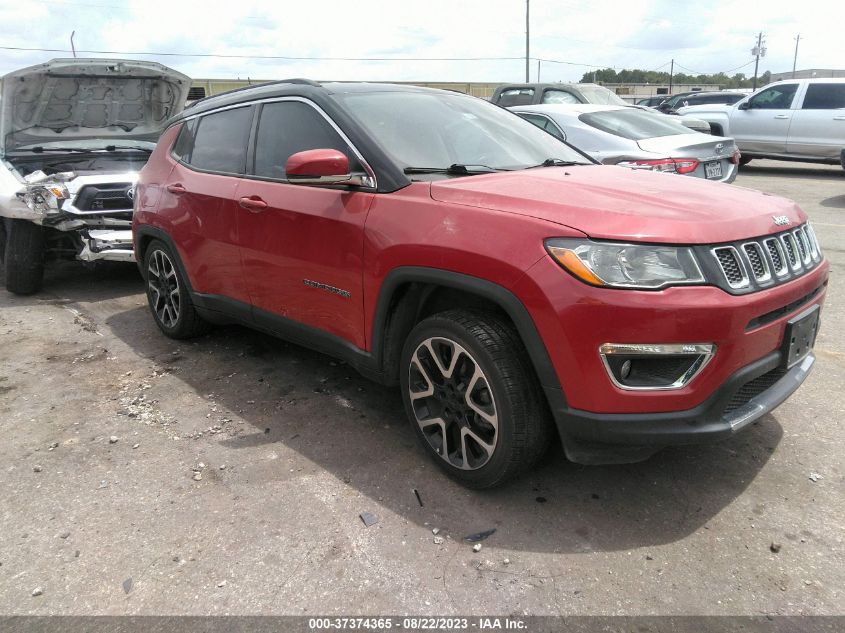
[285,149,351,185]
[738,101,751,110]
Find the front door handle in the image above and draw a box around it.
[773,114,790,119]
[166,183,187,194]
[239,196,268,212]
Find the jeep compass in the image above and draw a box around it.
[133,80,828,488]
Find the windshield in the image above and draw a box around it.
[578,108,692,140]
[336,91,589,171]
[574,85,628,106]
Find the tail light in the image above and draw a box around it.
[616,158,700,175]
[729,149,741,165]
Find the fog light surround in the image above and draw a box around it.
[599,343,716,391]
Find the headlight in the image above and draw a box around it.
[18,184,70,214]
[545,238,706,289]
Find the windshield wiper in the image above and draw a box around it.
[525,158,589,169]
[20,145,152,154]
[403,163,504,175]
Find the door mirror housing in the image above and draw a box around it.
[285,149,352,185]
[738,100,751,110]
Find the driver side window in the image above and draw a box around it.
[748,84,798,110]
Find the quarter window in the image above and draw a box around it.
[495,88,535,107]
[748,84,798,110]
[801,84,845,109]
[189,106,254,173]
[251,101,359,179]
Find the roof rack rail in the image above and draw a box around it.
[185,78,321,109]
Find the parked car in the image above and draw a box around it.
[636,96,666,108]
[0,58,190,294]
[676,79,845,169]
[134,80,828,488]
[490,82,629,107]
[658,91,746,113]
[511,104,740,183]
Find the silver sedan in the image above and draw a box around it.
[510,104,740,183]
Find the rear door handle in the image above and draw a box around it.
[239,196,268,212]
[166,183,186,194]
[773,114,790,119]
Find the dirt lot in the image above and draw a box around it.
[0,160,843,616]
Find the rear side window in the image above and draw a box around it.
[171,119,197,162]
[189,106,254,173]
[541,90,579,105]
[517,113,566,140]
[495,88,535,107]
[251,101,360,180]
[802,84,845,109]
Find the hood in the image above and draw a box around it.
[635,133,736,157]
[429,165,805,244]
[0,58,191,153]
[676,104,734,116]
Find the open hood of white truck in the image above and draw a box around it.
[0,58,190,153]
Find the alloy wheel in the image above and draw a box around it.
[407,337,499,470]
[147,250,181,328]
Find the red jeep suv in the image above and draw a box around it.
[133,80,828,488]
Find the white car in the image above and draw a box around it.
[0,58,190,294]
[676,78,845,170]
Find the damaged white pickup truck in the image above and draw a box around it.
[0,58,189,294]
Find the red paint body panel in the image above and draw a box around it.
[430,166,806,244]
[234,179,373,348]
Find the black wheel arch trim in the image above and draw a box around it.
[369,266,566,402]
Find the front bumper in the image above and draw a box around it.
[78,229,135,262]
[549,350,814,464]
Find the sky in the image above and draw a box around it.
[0,0,840,83]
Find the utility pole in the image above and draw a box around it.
[668,59,674,93]
[525,0,530,82]
[537,59,541,82]
[751,32,766,90]
[70,31,77,58]
[792,34,801,78]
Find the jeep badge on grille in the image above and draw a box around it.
[772,215,791,226]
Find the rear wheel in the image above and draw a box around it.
[739,156,753,166]
[400,309,553,488]
[4,219,45,295]
[143,240,210,339]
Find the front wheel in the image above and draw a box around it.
[143,239,210,339]
[4,219,45,295]
[400,310,553,488]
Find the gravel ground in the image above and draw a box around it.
[0,160,842,616]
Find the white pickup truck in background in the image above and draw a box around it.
[677,78,845,171]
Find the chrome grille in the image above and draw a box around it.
[764,238,787,276]
[710,223,822,293]
[742,242,770,282]
[713,247,748,288]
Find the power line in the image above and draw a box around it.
[0,45,525,62]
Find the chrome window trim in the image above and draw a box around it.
[175,96,377,189]
[598,343,716,391]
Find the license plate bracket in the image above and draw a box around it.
[704,161,723,179]
[782,305,820,368]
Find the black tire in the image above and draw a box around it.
[400,309,553,489]
[4,219,45,295]
[739,156,753,166]
[143,239,210,339]
[840,149,844,172]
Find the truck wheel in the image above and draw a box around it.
[4,219,45,295]
[143,239,210,339]
[400,309,553,488]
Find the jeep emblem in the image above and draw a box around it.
[772,215,790,226]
